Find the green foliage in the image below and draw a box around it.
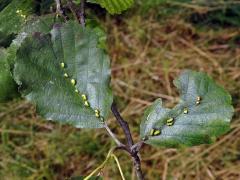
[86,19,107,49]
[14,21,113,128]
[0,0,237,178]
[0,32,15,47]
[87,0,134,14]
[138,0,240,27]
[140,70,234,148]
[0,15,57,103]
[138,0,190,11]
[0,48,18,102]
[0,0,11,11]
[7,15,59,68]
[139,0,190,6]
[190,4,240,27]
[0,0,34,38]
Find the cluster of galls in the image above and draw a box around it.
[16,9,27,22]
[60,62,104,122]
[149,96,202,137]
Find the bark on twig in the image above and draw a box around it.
[111,103,134,148]
[111,103,144,180]
[67,0,85,26]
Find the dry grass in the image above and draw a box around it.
[1,9,240,180]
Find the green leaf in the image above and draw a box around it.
[3,15,57,103]
[87,0,134,14]
[140,70,234,148]
[0,0,11,11]
[86,19,107,50]
[14,21,113,128]
[7,15,59,69]
[37,0,55,14]
[0,48,18,102]
[0,0,34,37]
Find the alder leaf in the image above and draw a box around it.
[140,70,234,148]
[87,0,134,14]
[7,15,59,68]
[0,0,34,38]
[14,21,113,128]
[0,48,18,102]
[1,15,57,103]
[85,19,107,50]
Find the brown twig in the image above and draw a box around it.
[67,0,85,26]
[79,0,85,26]
[111,103,134,148]
[54,0,68,21]
[111,103,144,180]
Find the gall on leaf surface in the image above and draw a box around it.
[140,70,234,148]
[14,21,113,128]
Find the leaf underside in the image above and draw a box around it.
[14,21,113,128]
[140,70,234,148]
[88,0,134,14]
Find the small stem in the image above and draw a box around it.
[111,103,134,148]
[79,0,85,26]
[55,0,61,14]
[84,148,114,180]
[55,0,67,21]
[67,0,79,21]
[84,147,129,180]
[67,0,85,26]
[132,155,144,180]
[131,141,144,153]
[104,122,124,147]
[111,154,126,180]
[111,103,144,180]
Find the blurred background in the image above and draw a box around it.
[0,0,240,179]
